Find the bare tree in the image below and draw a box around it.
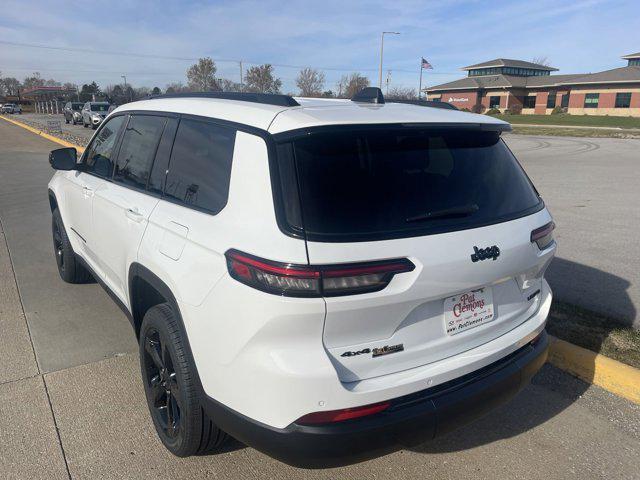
[296,67,325,97]
[186,57,219,91]
[244,64,282,94]
[218,78,244,92]
[1,77,22,96]
[165,82,190,94]
[343,73,370,98]
[532,56,551,67]
[22,72,45,89]
[386,86,418,100]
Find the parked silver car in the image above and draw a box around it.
[81,101,110,129]
[63,102,85,124]
[2,103,22,114]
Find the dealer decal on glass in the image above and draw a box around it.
[444,288,494,336]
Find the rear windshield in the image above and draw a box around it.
[275,127,542,242]
[91,104,109,112]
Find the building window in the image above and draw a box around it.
[629,59,640,66]
[561,93,570,108]
[546,93,556,108]
[615,92,632,108]
[523,96,536,108]
[489,96,500,108]
[584,93,599,108]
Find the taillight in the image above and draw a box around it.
[225,249,415,297]
[296,401,391,425]
[531,221,555,250]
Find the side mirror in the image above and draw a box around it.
[49,147,77,171]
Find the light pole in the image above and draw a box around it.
[121,75,130,102]
[379,31,400,89]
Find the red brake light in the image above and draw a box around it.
[531,221,555,250]
[296,401,391,425]
[225,249,414,297]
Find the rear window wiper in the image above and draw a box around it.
[406,204,479,223]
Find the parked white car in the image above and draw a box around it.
[2,103,22,114]
[47,89,555,467]
[80,101,110,129]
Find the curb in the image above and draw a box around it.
[0,115,85,152]
[548,335,640,405]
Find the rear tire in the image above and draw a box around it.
[51,209,92,283]
[140,303,228,457]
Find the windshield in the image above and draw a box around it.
[91,104,109,112]
[275,127,542,242]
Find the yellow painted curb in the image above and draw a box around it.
[0,115,85,152]
[548,335,640,405]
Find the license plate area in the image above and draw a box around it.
[444,287,494,336]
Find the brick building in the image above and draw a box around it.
[425,52,640,116]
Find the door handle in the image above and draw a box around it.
[82,186,94,197]
[125,208,144,223]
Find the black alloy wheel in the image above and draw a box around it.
[142,328,182,440]
[139,304,227,456]
[52,216,65,272]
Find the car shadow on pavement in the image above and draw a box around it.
[408,257,635,455]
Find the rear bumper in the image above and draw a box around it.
[202,330,548,468]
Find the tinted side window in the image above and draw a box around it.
[164,119,236,214]
[148,117,178,195]
[113,115,166,189]
[83,115,126,178]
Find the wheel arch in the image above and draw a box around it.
[48,188,58,213]
[128,263,185,340]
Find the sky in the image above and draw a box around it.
[0,0,639,94]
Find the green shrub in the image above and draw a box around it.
[505,105,522,115]
[550,106,563,115]
[486,108,501,115]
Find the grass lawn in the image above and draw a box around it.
[490,113,640,129]
[547,301,640,369]
[510,126,640,139]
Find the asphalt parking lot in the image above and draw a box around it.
[1,119,639,479]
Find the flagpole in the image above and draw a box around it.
[418,59,424,100]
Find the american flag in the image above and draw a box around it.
[421,57,433,69]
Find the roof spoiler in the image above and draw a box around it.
[351,87,385,104]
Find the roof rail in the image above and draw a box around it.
[351,87,385,104]
[149,91,300,107]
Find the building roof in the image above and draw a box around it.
[621,52,640,59]
[462,58,558,71]
[115,96,509,134]
[427,66,640,92]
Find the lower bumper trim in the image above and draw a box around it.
[202,330,549,468]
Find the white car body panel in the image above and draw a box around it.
[48,95,554,432]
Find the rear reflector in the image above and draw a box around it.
[531,221,555,250]
[225,249,414,297]
[296,401,391,425]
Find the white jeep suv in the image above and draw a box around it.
[47,89,555,468]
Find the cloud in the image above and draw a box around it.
[0,0,638,92]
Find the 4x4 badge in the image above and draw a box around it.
[471,245,500,262]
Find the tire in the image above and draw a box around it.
[91,123,97,129]
[51,209,92,283]
[140,303,227,457]
[65,118,70,124]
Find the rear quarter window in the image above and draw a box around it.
[164,119,236,214]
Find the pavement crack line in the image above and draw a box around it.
[41,375,73,480]
[0,214,72,479]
